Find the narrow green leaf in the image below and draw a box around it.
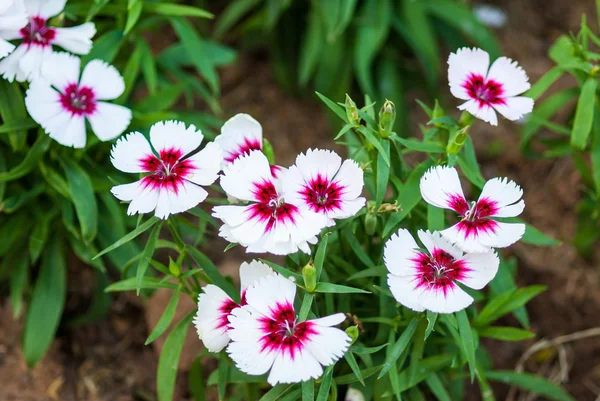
[314,233,329,281]
[526,66,564,100]
[425,373,452,401]
[124,0,143,34]
[63,158,98,243]
[344,352,364,386]
[260,384,294,401]
[23,239,66,367]
[157,312,194,401]
[214,0,261,38]
[571,77,598,150]
[135,82,185,113]
[316,366,334,401]
[136,221,163,294]
[0,134,50,183]
[378,317,419,378]
[316,91,348,122]
[0,80,28,150]
[336,365,382,385]
[259,259,303,282]
[425,311,438,339]
[146,287,181,345]
[82,30,124,64]
[105,277,179,292]
[116,41,144,102]
[187,246,238,300]
[478,326,535,341]
[593,114,600,195]
[298,293,314,321]
[298,8,323,86]
[486,371,575,401]
[314,282,370,294]
[0,118,37,134]
[145,3,213,18]
[302,379,314,401]
[376,140,391,207]
[358,126,390,166]
[393,136,445,153]
[521,221,560,246]
[347,265,386,280]
[9,253,29,318]
[342,226,375,268]
[456,309,478,381]
[94,217,159,259]
[29,212,52,263]
[476,285,546,327]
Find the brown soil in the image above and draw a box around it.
[2,1,600,400]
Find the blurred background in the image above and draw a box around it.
[1,0,600,400]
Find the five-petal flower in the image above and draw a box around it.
[227,273,351,385]
[448,47,533,126]
[25,52,132,148]
[110,120,222,219]
[385,229,499,314]
[420,165,526,253]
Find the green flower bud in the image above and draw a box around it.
[378,100,396,138]
[345,325,359,344]
[446,126,470,155]
[168,258,180,278]
[302,262,317,293]
[364,211,378,236]
[345,94,361,127]
[262,138,275,165]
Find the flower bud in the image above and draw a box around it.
[345,94,360,127]
[378,100,395,138]
[364,210,378,236]
[168,258,180,278]
[345,325,359,344]
[262,138,275,165]
[302,262,317,293]
[446,126,470,155]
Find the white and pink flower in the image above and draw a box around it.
[214,113,282,177]
[0,0,96,82]
[213,151,326,255]
[420,166,525,253]
[25,52,131,148]
[0,0,27,59]
[110,120,222,219]
[448,47,533,126]
[282,149,365,227]
[385,229,499,314]
[227,273,351,385]
[194,260,274,352]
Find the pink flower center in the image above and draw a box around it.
[139,148,195,193]
[59,84,96,116]
[259,302,316,359]
[463,73,505,108]
[225,138,262,163]
[248,180,299,232]
[452,196,500,238]
[412,249,471,295]
[300,174,343,213]
[217,298,239,329]
[20,16,56,47]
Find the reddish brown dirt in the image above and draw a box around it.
[1,1,600,400]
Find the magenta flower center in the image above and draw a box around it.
[20,16,56,47]
[259,302,316,359]
[413,249,471,295]
[301,174,343,213]
[59,84,96,116]
[249,180,299,232]
[463,73,505,107]
[139,148,195,193]
[452,196,500,238]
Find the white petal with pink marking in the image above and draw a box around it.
[215,113,263,167]
[80,59,124,100]
[194,285,235,353]
[448,47,490,100]
[458,99,498,126]
[492,97,534,122]
[110,132,154,173]
[486,57,531,97]
[219,151,273,202]
[457,251,499,290]
[185,141,222,186]
[88,102,132,141]
[239,260,274,292]
[420,166,467,212]
[53,23,96,55]
[383,229,420,276]
[295,149,342,183]
[478,177,525,218]
[40,52,80,91]
[24,0,66,18]
[149,120,204,157]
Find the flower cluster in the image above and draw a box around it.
[384,165,525,314]
[1,0,131,148]
[194,261,351,385]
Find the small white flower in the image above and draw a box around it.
[385,229,499,314]
[110,120,222,219]
[282,149,366,227]
[194,260,274,353]
[473,5,507,28]
[420,166,525,253]
[448,47,533,126]
[227,273,351,385]
[214,113,283,177]
[213,151,326,255]
[25,52,131,148]
[0,0,28,59]
[0,0,96,82]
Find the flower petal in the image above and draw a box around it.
[448,47,490,100]
[79,59,124,100]
[457,251,499,290]
[24,0,66,18]
[25,80,63,127]
[418,282,473,314]
[53,23,96,55]
[383,228,420,276]
[335,159,364,200]
[184,141,222,186]
[244,273,296,319]
[458,99,498,126]
[420,166,469,214]
[0,39,14,58]
[110,132,154,174]
[16,43,51,82]
[304,317,351,366]
[440,223,493,253]
[239,260,274,293]
[87,102,132,141]
[111,179,159,216]
[478,177,525,218]
[267,349,323,385]
[295,148,342,184]
[194,285,236,353]
[40,51,80,92]
[417,230,463,260]
[154,180,208,219]
[387,274,426,312]
[45,111,86,148]
[476,221,526,249]
[492,96,534,122]
[486,56,531,97]
[215,113,263,166]
[0,44,27,82]
[149,120,203,158]
[212,204,270,248]
[220,151,273,202]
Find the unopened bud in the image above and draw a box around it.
[345,325,359,344]
[364,211,377,236]
[345,94,361,126]
[378,100,396,138]
[262,138,275,165]
[446,126,470,155]
[302,262,317,293]
[168,258,180,278]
